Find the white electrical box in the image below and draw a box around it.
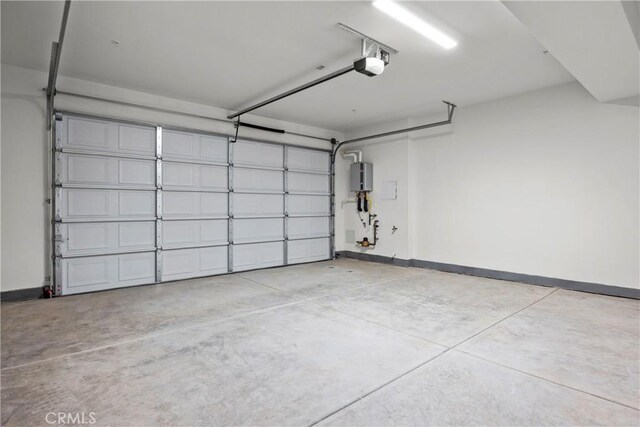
[349,162,373,192]
[381,180,398,200]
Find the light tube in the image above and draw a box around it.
[373,0,458,49]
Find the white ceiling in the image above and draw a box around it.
[1,1,577,132]
[504,1,639,103]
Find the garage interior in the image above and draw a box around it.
[1,1,639,426]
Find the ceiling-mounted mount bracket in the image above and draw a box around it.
[443,100,457,121]
[337,23,399,57]
[361,39,380,58]
[361,39,390,65]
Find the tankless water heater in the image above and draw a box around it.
[349,162,373,192]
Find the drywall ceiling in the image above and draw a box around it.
[2,1,575,131]
[504,1,639,103]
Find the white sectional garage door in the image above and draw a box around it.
[53,115,159,295]
[53,114,332,295]
[285,147,332,264]
[159,129,229,282]
[230,140,285,272]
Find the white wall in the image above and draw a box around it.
[3,64,638,292]
[0,64,341,292]
[334,124,410,261]
[337,82,639,290]
[1,65,50,293]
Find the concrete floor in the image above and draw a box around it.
[1,259,638,426]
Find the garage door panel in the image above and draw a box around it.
[60,252,156,295]
[233,168,283,193]
[162,192,228,219]
[119,222,156,249]
[64,117,155,157]
[66,223,110,253]
[199,193,229,217]
[118,125,156,155]
[233,140,283,169]
[56,222,155,257]
[288,216,330,240]
[67,258,110,289]
[119,191,156,216]
[162,246,228,281]
[63,153,110,186]
[287,195,331,216]
[287,172,330,194]
[199,166,228,190]
[118,159,156,187]
[161,220,228,249]
[287,238,330,264]
[286,147,330,173]
[119,253,156,281]
[60,189,156,221]
[162,163,228,191]
[233,218,284,243]
[199,136,228,163]
[64,189,109,218]
[65,117,114,151]
[232,241,284,271]
[232,193,283,217]
[59,154,156,188]
[162,131,227,164]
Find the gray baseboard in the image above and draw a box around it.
[1,287,43,302]
[337,250,411,267]
[5,254,637,301]
[338,251,639,300]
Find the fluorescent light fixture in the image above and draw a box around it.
[373,0,458,49]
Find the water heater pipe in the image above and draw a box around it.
[341,149,362,164]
